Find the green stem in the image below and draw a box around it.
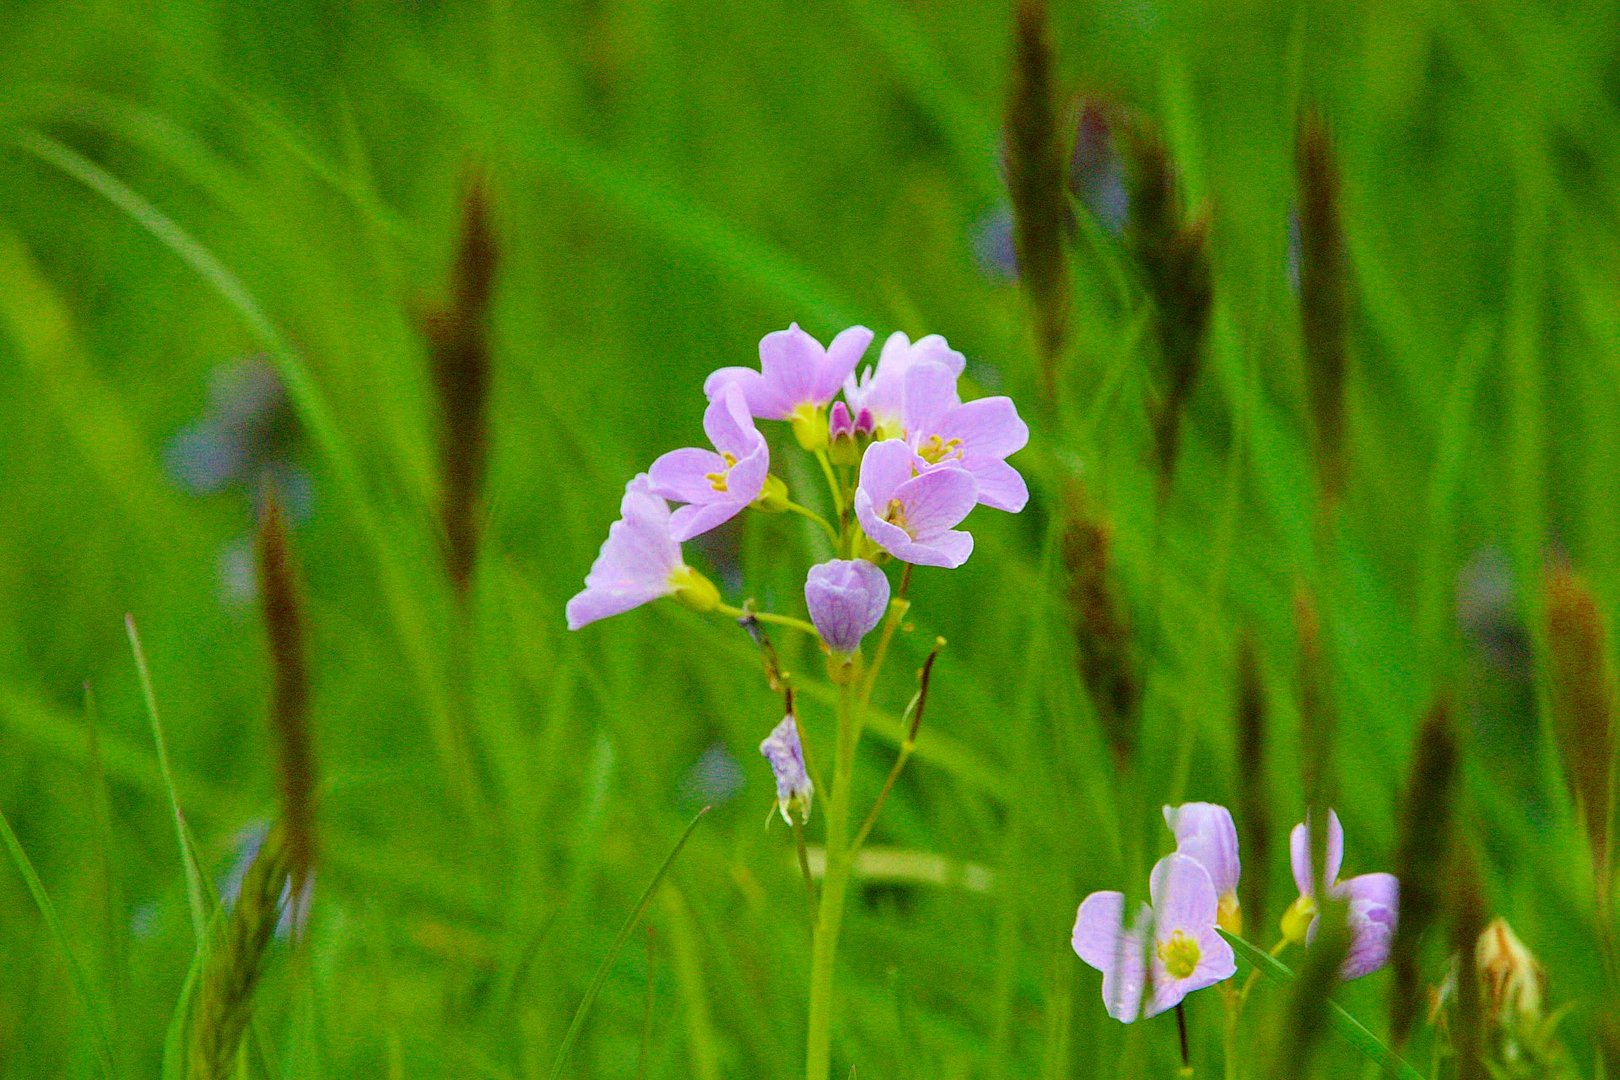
[716,604,822,640]
[783,500,840,542]
[805,680,859,1079]
[814,450,845,519]
[791,815,819,928]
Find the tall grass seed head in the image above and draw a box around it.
[1072,852,1237,1022]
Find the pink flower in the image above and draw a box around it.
[1164,802,1242,933]
[853,440,977,569]
[648,383,769,541]
[1072,853,1237,1023]
[805,559,890,655]
[901,361,1030,513]
[1287,810,1400,980]
[704,324,874,446]
[843,331,967,439]
[566,475,717,630]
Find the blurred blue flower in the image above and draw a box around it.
[679,742,745,807]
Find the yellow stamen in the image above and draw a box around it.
[884,498,909,534]
[917,434,963,464]
[704,452,738,492]
[1157,930,1202,980]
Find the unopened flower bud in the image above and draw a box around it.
[805,559,890,657]
[828,401,860,465]
[751,474,790,512]
[668,565,720,614]
[759,714,813,824]
[1477,917,1544,1027]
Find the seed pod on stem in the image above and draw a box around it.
[1003,0,1073,402]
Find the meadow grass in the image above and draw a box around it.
[1,0,1619,1076]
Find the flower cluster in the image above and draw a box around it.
[1073,803,1398,1023]
[567,322,1027,827]
[567,322,1028,629]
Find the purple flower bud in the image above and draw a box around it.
[805,559,891,655]
[853,407,875,437]
[759,715,813,824]
[829,401,855,440]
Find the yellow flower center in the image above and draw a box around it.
[704,452,738,492]
[884,498,909,534]
[916,433,963,465]
[1156,930,1201,980]
[1217,893,1242,936]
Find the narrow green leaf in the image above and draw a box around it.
[548,807,711,1080]
[126,614,211,946]
[0,804,118,1078]
[1220,931,1424,1080]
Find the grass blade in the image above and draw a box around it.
[0,803,118,1077]
[1221,931,1424,1080]
[547,807,710,1080]
[126,614,210,945]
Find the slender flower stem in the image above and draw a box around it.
[783,500,839,542]
[805,680,859,1079]
[717,604,822,640]
[859,566,913,705]
[791,815,819,927]
[1176,1002,1193,1077]
[815,449,845,519]
[850,642,941,856]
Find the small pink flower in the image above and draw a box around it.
[1164,803,1242,932]
[648,383,769,541]
[705,323,874,423]
[901,361,1030,513]
[843,331,966,439]
[853,440,977,569]
[1072,853,1237,1023]
[1288,810,1400,980]
[566,475,714,630]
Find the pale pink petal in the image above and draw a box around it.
[857,439,918,507]
[1164,803,1241,898]
[894,466,977,536]
[908,334,967,377]
[964,458,1029,513]
[566,582,669,629]
[1339,873,1399,980]
[1149,853,1218,931]
[1291,810,1346,896]
[648,448,729,504]
[703,382,761,457]
[854,488,913,556]
[758,324,825,412]
[669,500,745,542]
[901,360,962,436]
[817,325,874,402]
[944,395,1029,459]
[892,528,973,569]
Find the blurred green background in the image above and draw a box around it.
[2,0,1620,1076]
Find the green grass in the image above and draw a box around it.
[1,0,1619,1076]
